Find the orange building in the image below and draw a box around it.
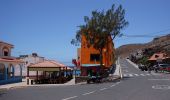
[77,35,115,76]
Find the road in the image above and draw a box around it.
[1,59,170,100]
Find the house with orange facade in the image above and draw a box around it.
[77,35,116,76]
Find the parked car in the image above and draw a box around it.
[138,64,148,71]
[153,64,170,72]
[87,75,102,84]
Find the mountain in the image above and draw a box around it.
[116,34,170,58]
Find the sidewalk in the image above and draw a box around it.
[0,78,76,90]
[0,61,122,90]
[0,79,27,90]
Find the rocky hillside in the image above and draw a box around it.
[116,34,170,58]
[116,44,145,58]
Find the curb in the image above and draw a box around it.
[0,76,122,90]
[75,82,87,85]
[126,59,139,69]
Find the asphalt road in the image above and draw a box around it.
[1,59,170,100]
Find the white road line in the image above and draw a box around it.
[129,74,133,77]
[100,88,107,91]
[110,82,120,87]
[116,82,121,84]
[62,96,78,100]
[110,85,116,87]
[123,74,127,77]
[140,74,145,76]
[134,74,139,76]
[82,91,95,96]
[146,73,151,76]
[148,79,170,81]
[152,85,170,90]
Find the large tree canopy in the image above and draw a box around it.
[71,4,128,67]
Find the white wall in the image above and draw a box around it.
[20,55,45,76]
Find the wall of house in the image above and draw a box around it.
[0,43,13,57]
[20,55,45,76]
[80,35,115,68]
[0,62,22,85]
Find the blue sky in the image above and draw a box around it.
[1,0,170,64]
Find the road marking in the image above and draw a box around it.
[129,74,133,77]
[140,74,145,76]
[110,82,121,87]
[82,91,95,96]
[146,74,151,76]
[123,74,127,77]
[100,88,107,91]
[110,85,116,87]
[148,79,170,81]
[62,96,78,100]
[134,74,139,76]
[115,82,120,85]
[152,85,170,90]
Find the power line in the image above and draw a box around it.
[122,27,170,38]
[122,34,168,38]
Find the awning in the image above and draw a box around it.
[81,64,101,67]
[28,60,72,71]
[28,67,60,71]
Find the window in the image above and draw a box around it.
[3,47,9,56]
[155,55,159,58]
[4,51,9,56]
[90,54,100,61]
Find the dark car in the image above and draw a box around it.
[138,64,148,71]
[87,76,102,84]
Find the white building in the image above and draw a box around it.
[0,41,23,85]
[19,53,45,77]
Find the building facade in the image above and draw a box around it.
[19,53,45,77]
[0,41,23,85]
[78,35,116,76]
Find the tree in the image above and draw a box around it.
[71,4,128,67]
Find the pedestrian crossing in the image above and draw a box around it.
[123,73,153,77]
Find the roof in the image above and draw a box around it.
[148,53,170,61]
[0,41,14,47]
[81,64,101,67]
[29,60,63,68]
[0,57,23,63]
[28,60,72,70]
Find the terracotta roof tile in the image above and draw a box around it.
[148,53,170,61]
[0,57,23,63]
[28,60,72,70]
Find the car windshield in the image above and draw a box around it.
[160,64,170,67]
